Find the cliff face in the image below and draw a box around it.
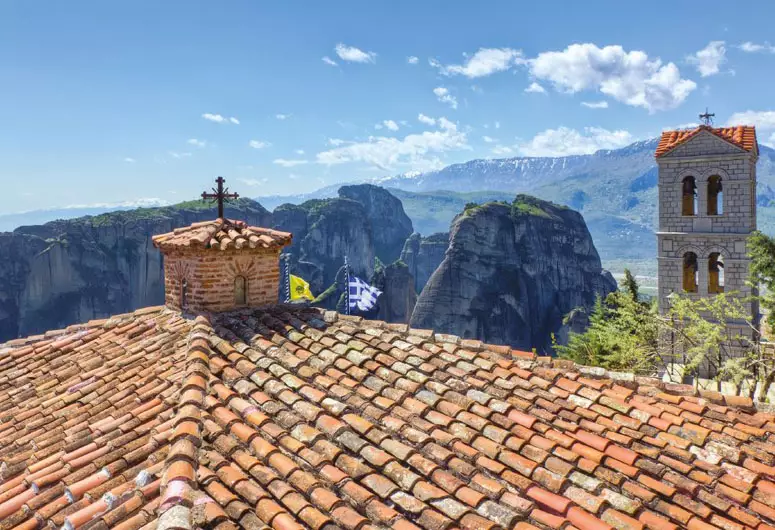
[400,232,449,293]
[370,261,417,324]
[0,200,271,341]
[290,198,376,294]
[409,196,616,353]
[338,184,413,263]
[274,184,413,300]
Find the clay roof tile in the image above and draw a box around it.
[655,125,758,158]
[152,218,291,252]
[0,305,773,530]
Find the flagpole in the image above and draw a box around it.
[284,254,291,303]
[344,255,350,315]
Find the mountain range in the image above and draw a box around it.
[260,138,775,281]
[5,138,774,282]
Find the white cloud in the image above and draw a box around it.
[322,56,338,67]
[238,177,268,187]
[295,149,305,155]
[663,122,699,131]
[187,138,206,148]
[327,138,347,146]
[202,113,240,124]
[727,110,775,129]
[524,82,546,94]
[433,87,458,109]
[276,113,291,120]
[491,145,514,156]
[517,126,634,157]
[63,198,170,210]
[495,121,500,129]
[335,43,377,63]
[688,41,727,77]
[739,42,775,54]
[766,132,775,149]
[432,48,525,78]
[316,117,469,171]
[482,136,496,143]
[168,151,192,159]
[418,114,436,126]
[376,120,399,131]
[407,56,419,65]
[123,157,136,163]
[529,43,696,112]
[273,158,309,167]
[581,101,609,109]
[249,140,271,149]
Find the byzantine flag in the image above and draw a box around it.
[289,274,315,301]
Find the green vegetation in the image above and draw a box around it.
[511,194,566,220]
[312,282,338,304]
[555,270,659,374]
[558,232,775,400]
[386,189,514,234]
[749,230,775,330]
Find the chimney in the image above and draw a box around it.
[152,218,292,313]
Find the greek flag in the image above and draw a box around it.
[348,275,382,312]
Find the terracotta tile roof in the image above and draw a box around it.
[1,305,774,530]
[655,125,758,158]
[152,218,292,251]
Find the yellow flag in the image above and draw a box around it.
[289,274,315,301]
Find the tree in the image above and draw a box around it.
[661,292,749,386]
[748,230,775,330]
[557,269,659,374]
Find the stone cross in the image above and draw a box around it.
[201,176,239,219]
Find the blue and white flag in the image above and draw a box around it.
[348,275,382,312]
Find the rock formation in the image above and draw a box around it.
[370,260,417,323]
[0,200,271,340]
[400,232,449,293]
[273,184,414,299]
[273,198,375,296]
[410,196,616,353]
[338,184,413,263]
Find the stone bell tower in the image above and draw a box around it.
[656,123,759,347]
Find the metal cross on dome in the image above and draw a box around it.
[699,108,715,126]
[201,176,239,219]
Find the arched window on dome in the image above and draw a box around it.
[682,176,698,216]
[709,253,724,294]
[708,175,723,215]
[235,276,247,305]
[683,252,698,293]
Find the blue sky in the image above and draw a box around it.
[2,1,775,213]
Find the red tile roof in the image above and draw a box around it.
[152,218,292,251]
[0,305,773,530]
[655,125,758,158]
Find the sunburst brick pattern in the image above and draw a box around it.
[0,305,773,530]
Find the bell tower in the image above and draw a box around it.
[656,123,759,356]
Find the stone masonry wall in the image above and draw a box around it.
[162,249,282,312]
[657,155,755,234]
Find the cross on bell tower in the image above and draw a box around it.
[699,107,715,126]
[201,176,239,219]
